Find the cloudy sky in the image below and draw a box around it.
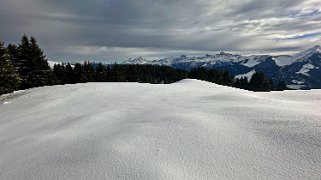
[1,0,321,62]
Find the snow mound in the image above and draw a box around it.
[0,80,320,179]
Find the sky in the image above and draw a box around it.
[1,0,321,63]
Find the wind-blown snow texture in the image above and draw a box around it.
[0,80,320,180]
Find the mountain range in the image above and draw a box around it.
[123,45,321,89]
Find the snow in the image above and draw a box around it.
[296,63,315,76]
[241,56,263,67]
[292,45,321,62]
[274,56,293,66]
[48,60,60,68]
[291,80,305,85]
[123,57,149,64]
[235,69,256,79]
[0,80,320,180]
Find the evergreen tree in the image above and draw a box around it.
[15,35,52,89]
[28,36,53,87]
[16,34,32,89]
[248,72,270,91]
[65,63,76,84]
[53,63,66,84]
[0,40,21,95]
[94,63,107,82]
[73,63,84,83]
[83,61,95,82]
[7,44,19,67]
[269,79,275,91]
[276,81,288,91]
[239,77,249,90]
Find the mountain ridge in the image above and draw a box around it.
[123,46,321,89]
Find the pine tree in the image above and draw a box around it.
[16,34,32,89]
[276,81,288,91]
[65,63,76,84]
[249,72,270,92]
[0,40,21,95]
[53,63,66,84]
[94,63,107,82]
[73,63,84,83]
[28,36,53,87]
[7,44,19,67]
[240,77,249,90]
[269,79,275,91]
[15,35,52,89]
[83,61,95,82]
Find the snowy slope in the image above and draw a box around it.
[292,45,321,62]
[48,60,60,68]
[235,69,256,79]
[0,80,320,180]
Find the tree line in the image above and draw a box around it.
[0,35,288,95]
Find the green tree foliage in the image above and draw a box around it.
[6,44,19,67]
[234,73,272,92]
[53,63,66,84]
[65,63,76,84]
[52,63,187,85]
[276,80,288,91]
[82,61,95,82]
[189,67,234,86]
[94,63,107,82]
[10,35,52,89]
[0,40,21,95]
[248,72,271,92]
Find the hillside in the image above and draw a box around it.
[0,80,320,179]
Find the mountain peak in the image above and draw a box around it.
[123,56,149,64]
[292,45,321,61]
[309,45,321,52]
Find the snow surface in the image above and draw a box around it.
[235,69,256,79]
[241,55,266,67]
[292,45,321,62]
[274,56,293,66]
[296,63,315,76]
[0,80,320,180]
[48,61,60,68]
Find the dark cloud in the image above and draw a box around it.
[1,0,321,62]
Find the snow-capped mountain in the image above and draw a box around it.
[123,46,321,89]
[123,57,150,65]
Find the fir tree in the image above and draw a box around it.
[249,72,270,92]
[16,34,32,89]
[65,63,76,84]
[7,44,19,67]
[276,81,288,91]
[28,36,53,87]
[15,35,52,89]
[240,77,249,90]
[83,61,95,82]
[0,40,21,95]
[269,79,275,91]
[73,63,84,83]
[94,63,107,82]
[53,63,66,85]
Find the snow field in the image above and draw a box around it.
[0,79,320,179]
